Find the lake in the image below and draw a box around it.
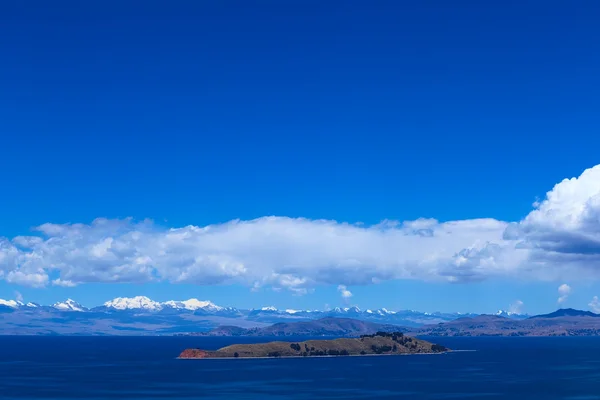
[2,336,600,399]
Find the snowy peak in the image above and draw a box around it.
[102,296,224,312]
[495,309,528,319]
[162,299,223,312]
[0,300,40,309]
[103,296,162,311]
[0,299,23,308]
[331,306,361,313]
[53,299,86,312]
[250,307,318,315]
[496,309,519,317]
[366,308,395,315]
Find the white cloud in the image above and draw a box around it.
[509,300,524,314]
[52,279,76,288]
[505,165,600,276]
[589,296,600,313]
[558,283,571,304]
[5,270,48,288]
[0,165,599,291]
[337,285,353,300]
[14,291,23,302]
[0,216,514,290]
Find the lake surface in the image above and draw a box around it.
[2,336,600,399]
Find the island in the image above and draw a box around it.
[178,331,449,359]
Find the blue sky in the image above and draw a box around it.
[1,1,600,314]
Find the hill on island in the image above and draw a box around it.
[179,331,448,359]
[186,317,404,337]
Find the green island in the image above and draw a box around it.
[178,332,449,359]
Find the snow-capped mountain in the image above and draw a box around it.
[330,306,362,314]
[0,299,23,309]
[103,296,162,311]
[366,308,396,316]
[163,299,223,312]
[53,299,86,312]
[241,305,462,327]
[0,295,507,324]
[0,294,536,335]
[99,296,229,313]
[495,309,529,319]
[0,299,42,310]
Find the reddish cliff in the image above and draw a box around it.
[179,349,211,358]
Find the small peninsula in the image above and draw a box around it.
[179,332,449,359]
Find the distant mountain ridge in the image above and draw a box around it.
[0,295,484,324]
[53,299,86,312]
[495,310,529,319]
[0,294,570,336]
[413,308,600,337]
[530,308,599,319]
[189,317,401,337]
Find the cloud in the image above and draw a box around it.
[509,300,524,314]
[52,279,76,288]
[14,291,23,302]
[0,165,599,291]
[0,216,515,290]
[505,165,600,273]
[4,270,48,288]
[558,284,571,304]
[589,296,600,313]
[337,285,353,300]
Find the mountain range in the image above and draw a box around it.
[1,295,599,336]
[0,295,523,335]
[3,294,598,337]
[412,308,600,337]
[184,308,600,338]
[188,317,400,337]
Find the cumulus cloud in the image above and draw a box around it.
[589,296,600,313]
[505,165,600,274]
[558,284,571,304]
[509,300,524,314]
[337,285,353,301]
[0,165,600,291]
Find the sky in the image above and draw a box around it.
[1,1,600,314]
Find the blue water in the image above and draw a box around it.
[2,336,600,399]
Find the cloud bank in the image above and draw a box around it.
[1,165,600,292]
